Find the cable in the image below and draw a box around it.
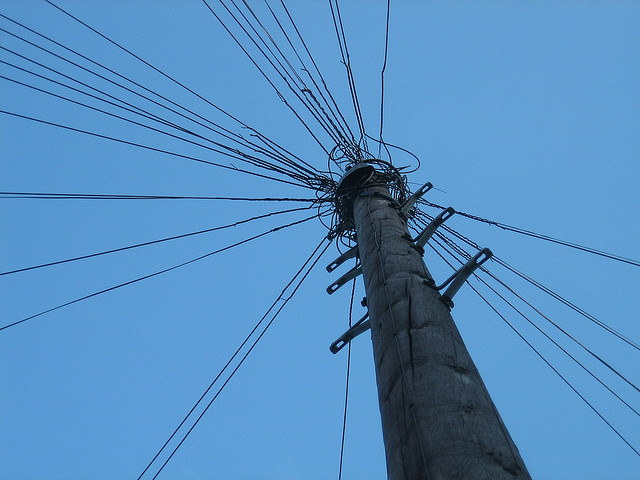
[136,235,330,479]
[338,278,356,480]
[38,2,315,175]
[420,199,640,269]
[0,192,322,202]
[469,281,640,457]
[1,206,314,276]
[1,110,314,189]
[0,213,321,332]
[2,12,324,185]
[144,237,333,480]
[378,0,391,159]
[201,0,331,156]
[328,0,367,152]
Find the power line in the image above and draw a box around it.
[0,192,322,202]
[0,213,321,332]
[338,278,356,480]
[38,1,318,176]
[378,0,391,159]
[1,206,315,276]
[420,200,640,268]
[143,237,333,480]
[1,109,315,189]
[427,237,640,457]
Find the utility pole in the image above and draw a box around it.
[330,165,531,480]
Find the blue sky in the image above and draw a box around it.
[1,1,639,479]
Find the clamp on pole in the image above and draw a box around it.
[326,265,362,294]
[326,245,359,273]
[400,181,433,216]
[329,312,370,354]
[433,248,493,309]
[414,207,456,250]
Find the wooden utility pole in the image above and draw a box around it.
[348,171,531,480]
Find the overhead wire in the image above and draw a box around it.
[1,12,327,189]
[0,192,323,202]
[0,31,321,187]
[38,1,320,177]
[143,236,333,480]
[426,233,640,456]
[274,0,357,148]
[328,0,367,153]
[1,71,318,186]
[0,212,323,332]
[338,277,356,480]
[1,206,316,276]
[412,208,640,352]
[233,0,350,147]
[378,0,391,159]
[420,199,640,269]
[201,0,331,157]
[1,109,315,190]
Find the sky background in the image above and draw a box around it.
[1,1,639,479]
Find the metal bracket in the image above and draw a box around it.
[330,312,370,354]
[435,248,493,309]
[326,265,362,295]
[414,207,456,249]
[400,182,433,216]
[326,245,359,273]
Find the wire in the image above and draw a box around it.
[275,0,357,146]
[378,0,391,159]
[427,237,640,457]
[338,278,356,480]
[38,1,313,175]
[2,11,325,186]
[201,0,331,156]
[1,110,314,189]
[0,213,321,332]
[0,192,322,202]
[469,281,640,457]
[1,206,314,276]
[328,0,367,152]
[143,237,333,480]
[420,200,640,269]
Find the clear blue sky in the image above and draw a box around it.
[1,1,639,479]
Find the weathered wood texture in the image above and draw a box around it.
[353,183,531,480]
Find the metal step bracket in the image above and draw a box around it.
[400,182,433,216]
[326,264,362,295]
[437,248,493,309]
[330,312,370,354]
[326,245,359,272]
[414,207,456,249]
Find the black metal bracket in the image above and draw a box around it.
[414,207,456,249]
[400,181,433,216]
[433,248,493,309]
[326,245,359,273]
[330,312,370,354]
[326,265,362,294]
